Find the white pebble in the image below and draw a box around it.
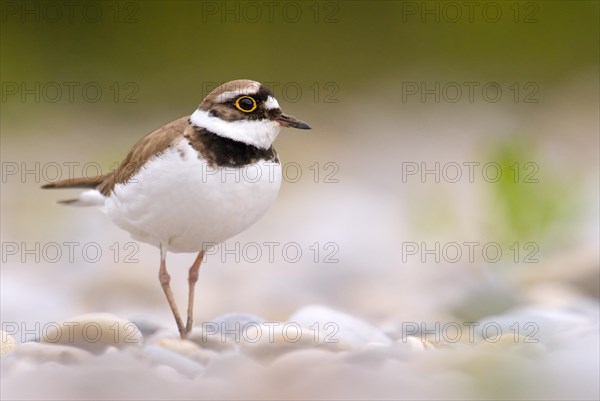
[154,337,218,364]
[184,313,264,352]
[240,323,347,362]
[288,305,392,348]
[11,342,92,364]
[144,345,205,377]
[41,313,143,354]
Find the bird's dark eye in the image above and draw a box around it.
[235,96,257,113]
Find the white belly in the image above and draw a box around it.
[103,139,282,253]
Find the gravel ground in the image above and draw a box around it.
[1,297,598,400]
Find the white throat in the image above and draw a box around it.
[190,109,281,149]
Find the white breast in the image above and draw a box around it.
[103,139,282,253]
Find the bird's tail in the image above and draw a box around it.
[42,174,111,206]
[41,175,109,190]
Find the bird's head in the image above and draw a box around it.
[190,79,311,149]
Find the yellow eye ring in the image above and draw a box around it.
[235,96,257,113]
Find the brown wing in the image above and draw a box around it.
[42,116,190,198]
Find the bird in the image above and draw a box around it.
[42,79,311,338]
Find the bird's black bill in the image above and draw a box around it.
[276,114,311,130]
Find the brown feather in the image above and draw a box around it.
[97,116,188,195]
[41,174,111,189]
[41,116,190,197]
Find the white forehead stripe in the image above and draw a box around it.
[265,96,280,110]
[215,82,261,103]
[190,109,281,149]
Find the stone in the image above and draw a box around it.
[186,328,236,353]
[342,342,395,366]
[153,337,219,364]
[240,323,348,362]
[288,305,392,348]
[10,341,92,364]
[41,313,143,354]
[144,344,204,378]
[129,316,165,339]
[186,312,264,352]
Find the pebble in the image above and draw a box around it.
[240,323,348,362]
[144,345,205,378]
[1,302,597,400]
[186,312,264,352]
[269,348,340,372]
[9,341,92,364]
[41,313,143,354]
[289,305,392,348]
[129,316,165,339]
[153,337,219,365]
[237,306,395,361]
[342,342,394,366]
[186,328,236,353]
[210,312,265,340]
[477,306,590,344]
[204,351,263,379]
[1,330,17,355]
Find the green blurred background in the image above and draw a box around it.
[2,0,599,317]
[2,0,598,309]
[2,1,598,113]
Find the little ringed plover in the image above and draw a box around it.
[42,79,311,338]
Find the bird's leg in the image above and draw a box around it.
[185,250,205,335]
[158,244,186,338]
